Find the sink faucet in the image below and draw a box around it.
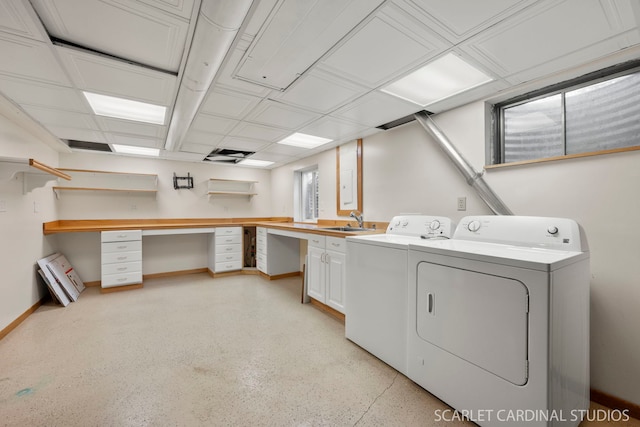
[350,211,364,228]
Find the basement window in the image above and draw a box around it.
[294,166,319,223]
[492,63,640,165]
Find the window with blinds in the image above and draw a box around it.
[495,66,640,164]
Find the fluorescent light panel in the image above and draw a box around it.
[239,159,274,167]
[381,53,493,106]
[277,132,333,149]
[112,144,160,156]
[84,92,166,125]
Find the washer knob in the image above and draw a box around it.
[467,220,481,232]
[430,220,440,230]
[402,220,409,227]
[547,226,559,235]
[395,220,401,226]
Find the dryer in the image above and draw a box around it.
[345,215,453,375]
[407,216,590,427]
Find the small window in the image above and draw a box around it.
[494,65,640,165]
[294,166,319,222]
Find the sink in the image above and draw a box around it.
[321,226,375,232]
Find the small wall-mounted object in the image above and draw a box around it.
[173,173,194,190]
[0,156,71,194]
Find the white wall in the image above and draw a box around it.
[0,113,59,332]
[54,151,272,281]
[271,100,640,406]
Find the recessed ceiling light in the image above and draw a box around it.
[381,53,494,106]
[112,144,160,157]
[84,91,166,125]
[239,159,275,167]
[277,132,333,149]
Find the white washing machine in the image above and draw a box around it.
[407,216,590,426]
[345,215,453,375]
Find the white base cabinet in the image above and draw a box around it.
[307,235,346,314]
[209,227,243,273]
[101,230,142,288]
[257,227,300,276]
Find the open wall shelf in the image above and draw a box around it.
[53,168,158,198]
[208,179,258,198]
[0,156,71,194]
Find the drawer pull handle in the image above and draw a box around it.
[117,234,127,238]
[117,267,127,271]
[331,243,340,247]
[117,246,127,249]
[226,256,233,260]
[225,247,233,251]
[117,278,127,282]
[117,256,127,260]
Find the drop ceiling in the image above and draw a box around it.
[0,0,639,168]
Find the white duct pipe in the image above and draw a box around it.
[414,111,513,215]
[165,0,254,151]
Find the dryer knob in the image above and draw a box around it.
[547,226,559,235]
[467,220,481,232]
[430,220,440,230]
[402,220,409,227]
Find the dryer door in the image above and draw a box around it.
[416,262,529,385]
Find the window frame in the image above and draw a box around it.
[490,60,640,168]
[294,165,319,223]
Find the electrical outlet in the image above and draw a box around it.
[457,197,467,211]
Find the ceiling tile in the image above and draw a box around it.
[215,47,273,97]
[331,91,419,127]
[299,116,369,141]
[50,127,107,143]
[95,116,166,138]
[261,143,314,157]
[183,129,224,146]
[191,113,238,134]
[218,136,271,152]
[106,133,162,148]
[31,0,191,72]
[180,142,214,155]
[320,3,448,88]
[22,105,100,129]
[161,151,206,162]
[0,0,49,41]
[229,122,291,142]
[246,100,320,130]
[460,0,640,80]
[55,46,178,105]
[200,87,261,119]
[133,0,196,20]
[276,69,369,113]
[0,76,87,112]
[248,150,295,163]
[0,33,70,85]
[396,0,536,43]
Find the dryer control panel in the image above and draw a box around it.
[386,215,453,239]
[455,216,588,251]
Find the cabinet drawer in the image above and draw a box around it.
[215,252,242,263]
[102,250,142,264]
[215,243,241,254]
[215,234,242,245]
[101,230,141,243]
[257,259,267,274]
[326,236,346,253]
[307,234,326,248]
[257,227,266,236]
[102,271,142,288]
[102,261,141,275]
[257,239,266,254]
[215,260,242,272]
[216,227,241,236]
[102,240,142,253]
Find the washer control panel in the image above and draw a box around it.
[455,216,587,251]
[386,215,454,239]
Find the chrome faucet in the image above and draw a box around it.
[350,211,364,228]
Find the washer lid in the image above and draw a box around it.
[346,234,419,250]
[409,239,588,271]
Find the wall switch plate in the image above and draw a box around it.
[457,197,467,211]
[33,201,40,213]
[0,200,6,212]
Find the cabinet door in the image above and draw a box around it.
[326,250,346,314]
[307,246,326,302]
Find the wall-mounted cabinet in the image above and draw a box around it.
[53,168,157,198]
[0,156,71,194]
[208,179,257,198]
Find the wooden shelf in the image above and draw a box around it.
[0,156,71,194]
[208,179,258,199]
[54,168,158,199]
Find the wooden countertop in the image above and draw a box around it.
[43,217,387,238]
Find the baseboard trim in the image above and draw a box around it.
[84,280,100,287]
[309,298,345,323]
[267,271,302,280]
[591,388,640,420]
[0,296,48,341]
[143,268,208,280]
[100,283,143,294]
[207,268,262,278]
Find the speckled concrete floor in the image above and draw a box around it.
[0,274,637,426]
